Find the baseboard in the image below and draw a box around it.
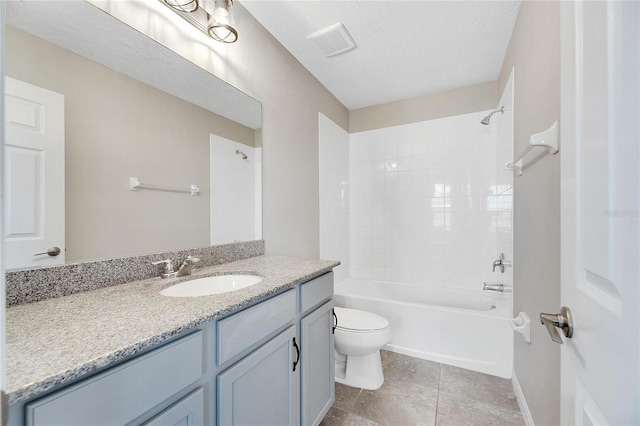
[512,372,535,426]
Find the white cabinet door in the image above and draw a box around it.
[4,77,65,269]
[560,1,639,424]
[300,301,335,426]
[217,326,298,426]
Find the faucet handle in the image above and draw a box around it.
[152,258,174,270]
[152,259,176,278]
[175,255,201,277]
[492,253,512,273]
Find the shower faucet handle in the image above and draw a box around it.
[492,253,512,273]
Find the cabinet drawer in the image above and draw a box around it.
[299,272,333,314]
[26,331,203,426]
[217,289,296,365]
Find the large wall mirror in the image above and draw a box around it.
[4,1,262,269]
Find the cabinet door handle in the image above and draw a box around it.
[332,309,338,334]
[292,337,300,372]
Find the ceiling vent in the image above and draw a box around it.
[308,23,357,58]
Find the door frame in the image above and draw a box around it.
[1,2,8,425]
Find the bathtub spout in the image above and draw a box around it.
[483,283,512,293]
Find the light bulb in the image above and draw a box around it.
[206,0,237,43]
[214,7,229,18]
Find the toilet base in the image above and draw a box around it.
[334,350,384,390]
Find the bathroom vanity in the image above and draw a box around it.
[5,255,337,426]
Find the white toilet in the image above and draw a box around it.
[333,307,392,390]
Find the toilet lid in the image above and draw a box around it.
[334,307,389,332]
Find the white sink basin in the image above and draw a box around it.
[159,274,263,297]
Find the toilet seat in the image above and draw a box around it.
[333,307,392,390]
[334,307,389,332]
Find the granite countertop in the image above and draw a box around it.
[5,255,339,405]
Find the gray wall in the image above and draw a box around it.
[205,4,351,258]
[350,81,498,132]
[90,1,350,259]
[498,2,561,425]
[6,27,255,262]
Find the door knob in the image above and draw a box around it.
[34,246,61,257]
[540,306,573,344]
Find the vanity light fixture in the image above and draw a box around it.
[164,0,199,13]
[160,0,238,43]
[204,0,238,43]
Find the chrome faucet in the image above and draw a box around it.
[152,259,178,279]
[177,255,200,277]
[152,255,200,278]
[492,253,512,273]
[483,283,513,293]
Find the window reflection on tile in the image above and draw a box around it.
[430,183,446,198]
[348,110,513,291]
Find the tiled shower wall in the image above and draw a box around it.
[349,109,513,291]
[319,113,350,283]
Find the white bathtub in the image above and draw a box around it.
[334,277,514,378]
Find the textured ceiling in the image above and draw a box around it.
[242,0,521,110]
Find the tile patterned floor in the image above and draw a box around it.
[321,350,524,426]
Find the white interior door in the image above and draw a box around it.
[560,1,639,424]
[4,77,65,269]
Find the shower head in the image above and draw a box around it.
[481,106,504,125]
[236,149,248,160]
